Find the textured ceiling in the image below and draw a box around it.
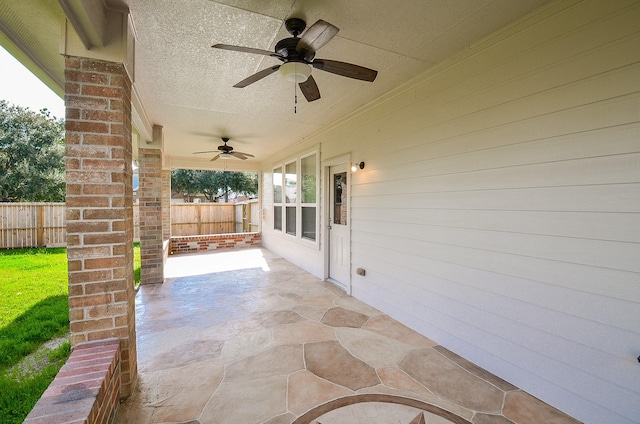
[0,0,551,170]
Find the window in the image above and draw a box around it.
[272,151,318,243]
[301,154,316,241]
[273,167,282,231]
[285,161,296,236]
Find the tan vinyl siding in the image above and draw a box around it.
[261,1,640,422]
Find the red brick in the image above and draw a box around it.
[68,293,112,308]
[66,245,111,259]
[110,98,125,111]
[68,260,83,273]
[82,84,123,99]
[83,184,125,195]
[83,209,124,220]
[82,134,121,146]
[66,120,109,134]
[69,308,84,321]
[67,234,81,245]
[66,170,111,184]
[65,157,81,169]
[88,304,127,319]
[83,158,125,171]
[66,69,109,84]
[109,123,126,135]
[65,82,80,95]
[85,256,126,270]
[67,221,110,234]
[65,95,109,110]
[67,145,109,158]
[66,208,81,220]
[69,269,112,284]
[84,233,125,245]
[70,318,114,333]
[80,60,124,75]
[65,56,81,69]
[66,105,80,118]
[87,328,128,341]
[82,109,123,122]
[66,196,110,208]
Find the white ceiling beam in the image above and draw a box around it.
[57,0,108,50]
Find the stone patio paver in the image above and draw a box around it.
[115,248,582,424]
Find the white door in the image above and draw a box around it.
[328,165,350,288]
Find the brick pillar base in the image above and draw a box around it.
[138,148,164,284]
[65,56,137,397]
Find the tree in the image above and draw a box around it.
[170,169,200,202]
[170,169,258,202]
[0,100,65,202]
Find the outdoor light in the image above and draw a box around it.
[279,62,312,83]
[351,162,365,172]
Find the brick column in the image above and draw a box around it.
[138,148,164,285]
[64,56,137,397]
[161,169,171,239]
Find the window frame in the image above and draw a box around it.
[272,149,319,247]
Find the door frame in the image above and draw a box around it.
[322,153,351,294]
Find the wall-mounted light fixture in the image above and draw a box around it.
[351,162,365,172]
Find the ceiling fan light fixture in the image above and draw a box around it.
[279,62,311,83]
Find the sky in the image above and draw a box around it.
[0,46,65,119]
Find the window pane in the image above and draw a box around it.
[301,154,316,203]
[334,172,347,225]
[286,206,296,235]
[285,162,296,203]
[274,206,282,231]
[273,167,282,203]
[302,207,316,241]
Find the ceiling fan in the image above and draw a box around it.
[192,137,254,161]
[212,18,378,102]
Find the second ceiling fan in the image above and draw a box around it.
[192,137,254,161]
[212,18,378,102]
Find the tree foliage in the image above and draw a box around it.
[0,100,65,202]
[171,169,258,202]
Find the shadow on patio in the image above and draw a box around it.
[115,248,580,424]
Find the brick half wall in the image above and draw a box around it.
[170,232,261,255]
[24,339,121,424]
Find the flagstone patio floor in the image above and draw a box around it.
[114,247,581,424]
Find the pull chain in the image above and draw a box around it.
[294,81,298,114]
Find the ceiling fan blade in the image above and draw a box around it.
[231,152,249,160]
[192,150,219,154]
[299,75,321,102]
[212,44,283,59]
[233,65,281,88]
[232,151,255,157]
[312,59,377,82]
[210,154,221,162]
[296,20,339,54]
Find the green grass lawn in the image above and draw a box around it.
[0,243,141,423]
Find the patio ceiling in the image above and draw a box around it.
[0,0,550,170]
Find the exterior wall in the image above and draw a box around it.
[138,148,164,285]
[261,1,640,423]
[64,56,137,397]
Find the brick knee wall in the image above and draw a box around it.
[24,339,121,424]
[170,232,261,255]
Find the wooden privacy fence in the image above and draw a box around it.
[172,200,259,236]
[0,201,260,249]
[0,203,66,249]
